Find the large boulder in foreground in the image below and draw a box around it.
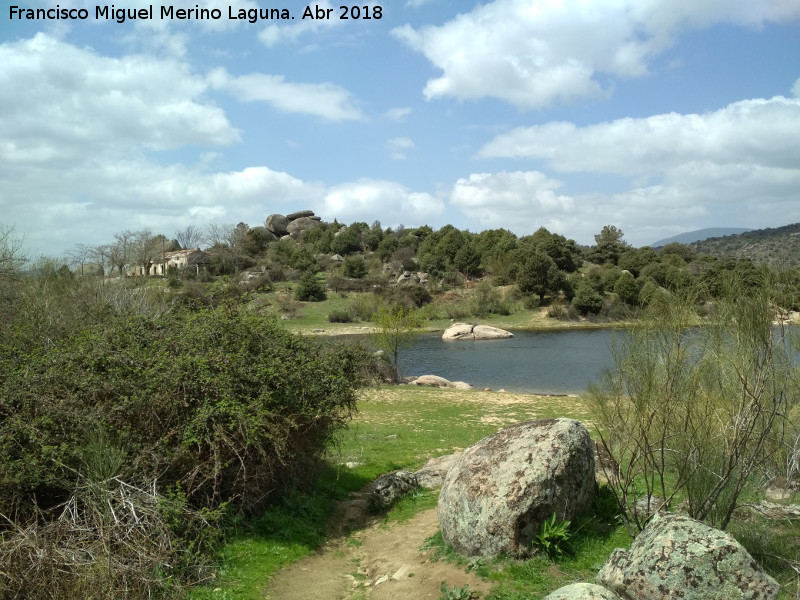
[544,583,622,600]
[442,323,513,341]
[597,513,780,600]
[438,418,595,558]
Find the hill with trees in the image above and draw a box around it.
[690,222,800,269]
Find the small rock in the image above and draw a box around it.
[374,575,389,586]
[370,470,419,511]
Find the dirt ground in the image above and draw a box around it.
[264,489,491,600]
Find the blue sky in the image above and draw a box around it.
[1,0,799,258]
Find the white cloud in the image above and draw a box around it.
[393,0,800,108]
[793,77,800,98]
[386,107,413,122]
[480,96,800,174]
[208,68,363,121]
[319,180,445,226]
[0,34,239,164]
[450,171,574,234]
[386,137,415,160]
[474,96,800,245]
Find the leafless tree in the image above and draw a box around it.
[0,225,26,281]
[90,244,112,276]
[66,243,93,276]
[174,225,203,251]
[111,230,136,275]
[204,223,236,248]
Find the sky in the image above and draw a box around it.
[1,0,800,259]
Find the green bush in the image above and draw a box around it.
[295,270,327,301]
[1,308,370,516]
[571,284,604,315]
[328,308,354,323]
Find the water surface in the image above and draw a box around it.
[397,330,621,395]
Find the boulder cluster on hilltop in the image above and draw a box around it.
[264,210,322,239]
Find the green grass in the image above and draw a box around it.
[188,384,800,600]
[187,386,594,599]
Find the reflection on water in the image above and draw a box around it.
[398,330,621,395]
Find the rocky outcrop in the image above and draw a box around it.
[442,323,513,341]
[438,418,595,558]
[544,583,622,600]
[265,214,289,236]
[287,216,322,237]
[597,513,780,600]
[370,470,418,511]
[408,375,472,390]
[286,209,315,220]
[249,225,278,243]
[396,271,429,286]
[414,453,462,489]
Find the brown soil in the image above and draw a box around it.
[264,490,492,600]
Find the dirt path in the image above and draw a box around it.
[264,490,492,600]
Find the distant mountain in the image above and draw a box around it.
[651,228,752,247]
[688,223,800,269]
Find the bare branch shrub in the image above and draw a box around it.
[591,277,799,533]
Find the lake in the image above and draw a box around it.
[397,330,621,395]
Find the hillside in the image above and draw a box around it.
[651,227,752,247]
[689,222,800,269]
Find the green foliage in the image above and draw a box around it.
[342,255,368,279]
[533,513,573,560]
[1,308,369,518]
[469,281,511,317]
[440,582,481,600]
[454,242,482,278]
[591,279,799,532]
[371,304,421,383]
[327,308,354,323]
[517,251,561,301]
[330,226,363,255]
[295,270,327,301]
[571,284,604,315]
[613,271,640,305]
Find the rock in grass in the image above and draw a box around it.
[370,470,418,511]
[438,418,595,558]
[597,513,780,600]
[544,583,623,600]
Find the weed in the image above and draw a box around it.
[440,581,481,600]
[533,513,572,560]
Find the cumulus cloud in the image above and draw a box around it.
[208,68,363,121]
[793,77,800,98]
[450,171,575,234]
[472,96,800,244]
[393,0,800,108]
[480,96,800,174]
[0,34,239,164]
[318,180,445,226]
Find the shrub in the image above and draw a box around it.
[0,307,372,594]
[342,255,368,279]
[295,270,327,301]
[328,308,353,323]
[590,280,799,532]
[571,284,604,315]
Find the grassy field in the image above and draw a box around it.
[187,385,800,600]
